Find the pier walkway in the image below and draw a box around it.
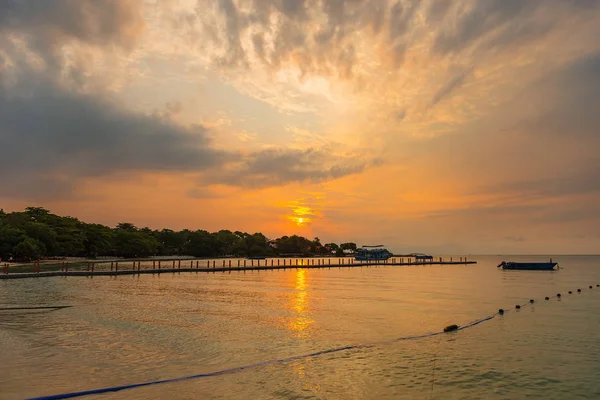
[1,257,475,279]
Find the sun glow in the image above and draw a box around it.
[285,198,322,228]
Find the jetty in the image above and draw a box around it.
[0,257,475,280]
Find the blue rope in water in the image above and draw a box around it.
[28,314,496,400]
[28,289,588,400]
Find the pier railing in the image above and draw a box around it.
[1,256,474,279]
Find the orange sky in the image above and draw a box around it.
[1,0,600,254]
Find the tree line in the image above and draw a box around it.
[0,207,357,261]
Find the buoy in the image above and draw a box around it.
[516,305,521,309]
[498,309,504,315]
[557,293,561,297]
[444,324,459,332]
[590,286,593,289]
[529,299,534,303]
[569,291,572,294]
[545,297,549,300]
[577,289,581,293]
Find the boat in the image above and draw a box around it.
[408,253,433,260]
[497,261,558,271]
[355,245,393,261]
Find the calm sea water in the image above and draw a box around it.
[1,255,600,399]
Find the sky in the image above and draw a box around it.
[1,0,600,254]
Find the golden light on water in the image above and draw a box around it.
[286,268,314,337]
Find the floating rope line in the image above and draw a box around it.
[0,306,72,311]
[28,285,598,400]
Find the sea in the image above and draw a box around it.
[1,255,600,399]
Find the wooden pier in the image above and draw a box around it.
[0,257,476,280]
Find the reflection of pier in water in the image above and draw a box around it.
[1,256,476,279]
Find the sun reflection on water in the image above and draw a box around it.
[287,269,314,338]
[286,268,319,392]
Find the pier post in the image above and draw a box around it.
[153,260,156,269]
[158,260,161,270]
[244,260,247,267]
[92,263,95,272]
[237,260,240,267]
[213,260,216,268]
[277,259,280,266]
[114,262,117,272]
[178,260,181,268]
[229,260,231,268]
[172,260,176,268]
[223,260,225,267]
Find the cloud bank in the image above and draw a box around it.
[0,0,371,200]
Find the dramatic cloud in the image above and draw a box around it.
[203,147,376,188]
[0,72,368,199]
[0,72,229,199]
[0,0,369,200]
[0,0,145,50]
[431,0,599,56]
